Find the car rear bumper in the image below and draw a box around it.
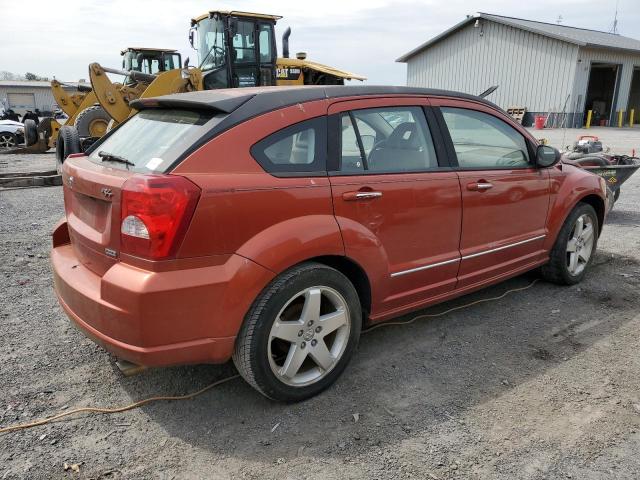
[51,240,274,367]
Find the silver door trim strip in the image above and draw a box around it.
[390,258,460,277]
[390,234,546,278]
[461,234,546,260]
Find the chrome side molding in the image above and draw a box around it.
[390,234,546,278]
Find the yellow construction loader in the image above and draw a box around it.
[53,10,365,163]
[18,48,182,156]
[190,11,365,88]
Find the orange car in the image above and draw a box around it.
[52,86,610,401]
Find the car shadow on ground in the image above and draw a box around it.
[115,254,640,463]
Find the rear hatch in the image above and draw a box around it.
[62,109,219,275]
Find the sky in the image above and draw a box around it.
[0,0,638,85]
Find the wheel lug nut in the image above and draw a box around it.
[311,339,317,346]
[300,341,306,349]
[308,320,314,327]
[315,326,322,333]
[298,330,304,337]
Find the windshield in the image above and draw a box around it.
[123,52,181,74]
[197,17,226,70]
[88,109,219,173]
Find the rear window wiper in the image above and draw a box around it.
[98,151,135,168]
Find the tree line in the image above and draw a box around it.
[0,71,50,81]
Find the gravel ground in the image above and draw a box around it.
[1,129,640,479]
[0,150,56,175]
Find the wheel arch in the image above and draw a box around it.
[307,255,372,326]
[578,193,605,234]
[544,178,607,253]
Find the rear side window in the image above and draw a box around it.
[87,109,217,173]
[441,107,530,168]
[251,117,327,175]
[338,106,439,173]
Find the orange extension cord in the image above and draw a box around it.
[0,279,539,435]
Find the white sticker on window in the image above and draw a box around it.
[145,157,163,170]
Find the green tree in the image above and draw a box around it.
[24,72,49,81]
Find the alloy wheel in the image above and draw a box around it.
[0,133,16,148]
[566,213,595,276]
[268,286,351,387]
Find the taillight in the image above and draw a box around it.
[120,175,200,260]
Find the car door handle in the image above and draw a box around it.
[342,191,383,201]
[467,181,493,191]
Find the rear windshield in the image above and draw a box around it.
[88,109,219,173]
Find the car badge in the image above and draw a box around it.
[101,187,113,198]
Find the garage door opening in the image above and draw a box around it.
[627,67,640,126]
[7,93,36,116]
[584,62,620,126]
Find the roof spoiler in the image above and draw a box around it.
[130,92,256,113]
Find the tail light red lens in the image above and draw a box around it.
[120,175,200,260]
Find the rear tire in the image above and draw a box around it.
[233,262,361,402]
[75,105,110,138]
[541,203,598,285]
[56,125,81,173]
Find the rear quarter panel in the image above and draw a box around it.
[174,99,345,273]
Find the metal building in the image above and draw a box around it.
[0,80,86,116]
[397,13,640,127]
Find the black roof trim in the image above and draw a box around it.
[155,86,502,174]
[132,85,497,119]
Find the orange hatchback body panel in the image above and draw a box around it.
[51,86,609,367]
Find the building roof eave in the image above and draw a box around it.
[397,12,589,63]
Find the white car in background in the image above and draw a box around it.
[0,120,24,148]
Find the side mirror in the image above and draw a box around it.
[535,144,561,168]
[188,29,196,49]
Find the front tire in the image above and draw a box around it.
[541,203,598,285]
[233,262,361,402]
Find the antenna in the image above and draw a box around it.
[556,15,563,25]
[610,0,619,34]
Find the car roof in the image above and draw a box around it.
[128,86,505,172]
[130,85,496,119]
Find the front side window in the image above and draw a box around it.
[338,106,439,173]
[441,108,530,168]
[251,117,327,175]
[161,53,181,71]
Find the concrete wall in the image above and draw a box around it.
[405,20,580,116]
